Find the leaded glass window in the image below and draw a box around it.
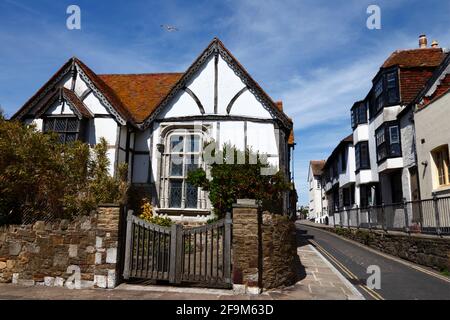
[43,117,81,144]
[166,133,202,209]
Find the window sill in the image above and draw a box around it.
[433,185,450,195]
[156,208,211,216]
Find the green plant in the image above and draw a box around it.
[187,143,291,218]
[440,268,450,277]
[0,119,129,224]
[206,216,219,224]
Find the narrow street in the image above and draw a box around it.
[297,223,450,300]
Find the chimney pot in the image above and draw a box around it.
[419,34,428,48]
[431,40,439,48]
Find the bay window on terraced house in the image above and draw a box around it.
[375,122,401,163]
[370,69,400,118]
[355,141,370,171]
[351,100,368,129]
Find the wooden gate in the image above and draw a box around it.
[123,212,232,288]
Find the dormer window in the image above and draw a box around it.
[43,117,83,144]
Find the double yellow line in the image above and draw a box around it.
[310,239,385,300]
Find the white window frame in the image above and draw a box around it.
[160,129,207,210]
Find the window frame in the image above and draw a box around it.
[370,68,400,120]
[351,101,368,129]
[164,131,203,210]
[375,121,402,164]
[355,141,370,172]
[42,116,83,144]
[432,145,450,188]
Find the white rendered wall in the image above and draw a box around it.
[246,122,278,155]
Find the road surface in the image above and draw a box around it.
[297,223,450,300]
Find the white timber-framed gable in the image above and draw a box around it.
[12,38,296,220]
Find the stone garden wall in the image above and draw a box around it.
[320,226,450,271]
[261,212,298,289]
[0,205,121,289]
[232,200,298,292]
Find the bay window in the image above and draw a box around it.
[351,101,368,129]
[371,69,400,117]
[375,122,401,163]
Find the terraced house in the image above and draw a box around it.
[313,35,449,227]
[11,38,296,222]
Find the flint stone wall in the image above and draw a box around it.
[0,205,121,289]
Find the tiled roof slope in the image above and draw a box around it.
[382,48,444,68]
[380,48,446,104]
[98,73,183,123]
[310,160,326,176]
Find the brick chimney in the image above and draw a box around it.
[419,34,428,48]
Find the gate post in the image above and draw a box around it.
[223,212,232,284]
[232,199,261,294]
[123,210,134,280]
[169,224,183,283]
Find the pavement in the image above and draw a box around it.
[0,227,363,300]
[297,221,450,300]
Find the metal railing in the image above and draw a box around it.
[331,196,450,235]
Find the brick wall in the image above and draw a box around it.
[0,205,122,289]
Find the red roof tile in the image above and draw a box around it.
[419,74,450,109]
[98,73,183,123]
[382,48,444,68]
[310,160,326,176]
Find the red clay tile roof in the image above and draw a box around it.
[400,68,437,104]
[98,73,183,123]
[310,160,326,176]
[34,87,93,119]
[382,48,444,68]
[379,48,446,104]
[419,74,450,110]
[62,88,93,118]
[274,100,295,144]
[75,58,137,123]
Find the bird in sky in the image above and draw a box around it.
[160,24,179,32]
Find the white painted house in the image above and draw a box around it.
[414,52,450,199]
[350,36,445,207]
[12,38,296,221]
[307,160,326,222]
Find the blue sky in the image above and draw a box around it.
[1,0,449,205]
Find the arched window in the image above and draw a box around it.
[160,129,207,210]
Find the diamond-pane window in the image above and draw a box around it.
[43,117,81,144]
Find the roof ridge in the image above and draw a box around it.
[98,72,184,76]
